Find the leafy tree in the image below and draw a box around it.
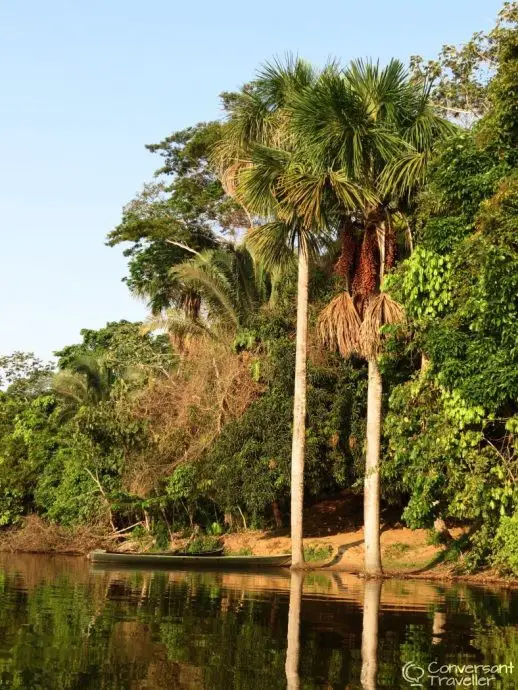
[0,352,54,398]
[409,1,518,121]
[384,14,518,570]
[107,123,248,314]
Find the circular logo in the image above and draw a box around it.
[402,662,425,686]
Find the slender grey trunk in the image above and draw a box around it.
[285,571,304,689]
[361,579,381,689]
[290,246,309,568]
[364,359,383,575]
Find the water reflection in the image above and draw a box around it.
[0,554,516,689]
[285,570,304,689]
[361,579,381,690]
[432,607,446,645]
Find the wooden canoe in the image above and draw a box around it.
[89,550,291,568]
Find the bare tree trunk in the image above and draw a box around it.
[364,359,383,575]
[272,500,283,528]
[285,571,304,690]
[361,579,381,689]
[290,246,309,568]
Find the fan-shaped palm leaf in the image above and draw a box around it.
[245,221,299,271]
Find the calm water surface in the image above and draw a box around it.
[0,554,516,689]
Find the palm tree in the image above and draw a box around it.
[172,244,270,331]
[215,59,369,567]
[142,243,272,353]
[215,60,317,568]
[53,354,115,405]
[311,60,454,575]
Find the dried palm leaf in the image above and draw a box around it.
[318,292,361,358]
[219,162,242,197]
[359,293,404,358]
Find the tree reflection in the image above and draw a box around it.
[285,570,304,690]
[360,578,382,690]
[0,558,516,690]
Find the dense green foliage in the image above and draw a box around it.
[1,5,516,573]
[384,18,518,570]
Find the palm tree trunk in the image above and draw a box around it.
[364,359,383,575]
[290,246,309,568]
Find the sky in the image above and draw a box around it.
[0,0,502,361]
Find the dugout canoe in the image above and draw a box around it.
[88,550,291,568]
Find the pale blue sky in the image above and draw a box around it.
[1,0,501,361]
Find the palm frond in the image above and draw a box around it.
[328,170,378,210]
[359,293,404,358]
[345,59,409,123]
[255,55,316,109]
[141,309,216,352]
[318,292,361,358]
[245,221,298,271]
[379,150,429,199]
[279,166,328,229]
[52,370,89,405]
[172,252,240,327]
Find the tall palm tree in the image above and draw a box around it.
[311,60,455,575]
[215,59,369,567]
[215,60,317,568]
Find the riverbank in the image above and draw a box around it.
[1,515,516,585]
[222,526,518,586]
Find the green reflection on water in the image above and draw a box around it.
[0,555,516,689]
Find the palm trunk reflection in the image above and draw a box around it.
[361,578,382,690]
[285,570,304,690]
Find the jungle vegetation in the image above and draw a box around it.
[1,3,516,574]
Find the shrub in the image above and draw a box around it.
[493,515,518,575]
[185,535,221,554]
[303,543,333,562]
[385,542,411,558]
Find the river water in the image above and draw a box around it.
[0,554,516,689]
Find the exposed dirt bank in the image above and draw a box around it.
[221,526,517,586]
